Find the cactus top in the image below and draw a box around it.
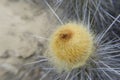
[49,23,94,71]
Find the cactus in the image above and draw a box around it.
[19,0,120,80]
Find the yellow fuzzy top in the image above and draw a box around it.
[49,23,94,72]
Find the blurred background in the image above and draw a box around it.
[0,0,56,80]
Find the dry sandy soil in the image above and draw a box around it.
[0,0,58,80]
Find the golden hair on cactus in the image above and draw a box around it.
[48,22,94,72]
